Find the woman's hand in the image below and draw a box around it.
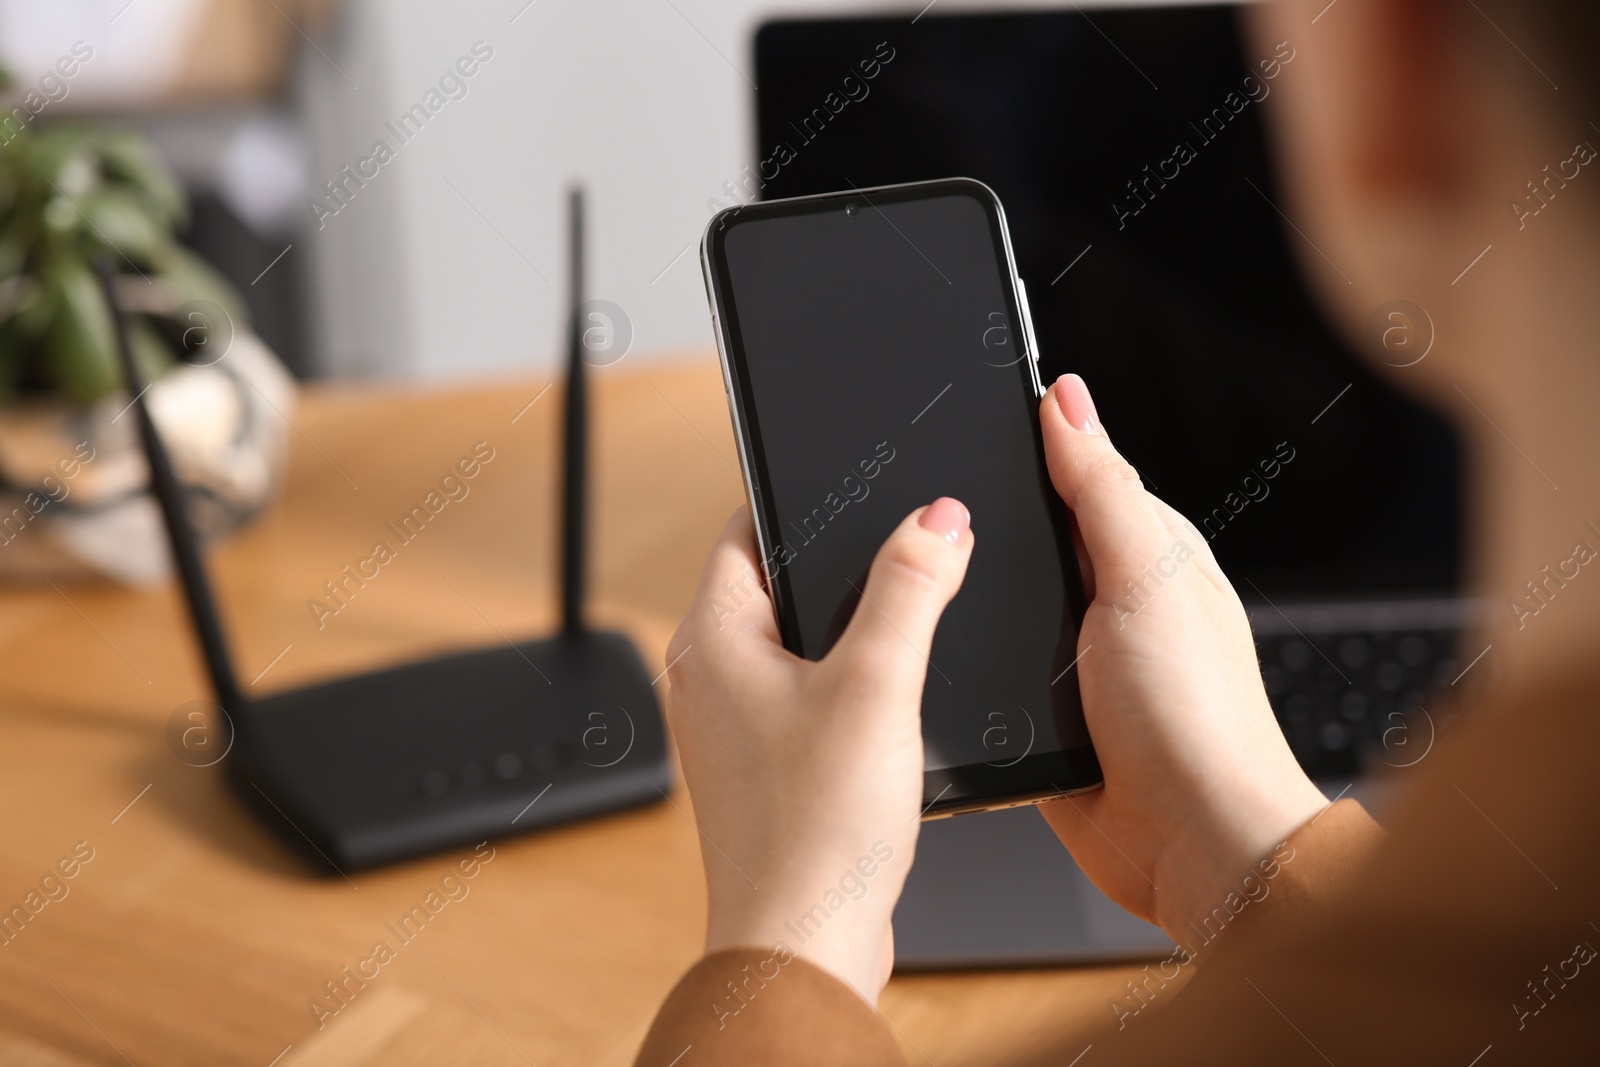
[663,371,1327,1001]
[1037,374,1328,940]
[663,499,973,1005]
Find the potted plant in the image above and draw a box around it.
[0,61,293,583]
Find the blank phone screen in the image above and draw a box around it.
[712,183,1093,778]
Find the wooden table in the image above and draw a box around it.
[0,355,1135,1066]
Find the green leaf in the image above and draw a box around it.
[2,273,51,340]
[127,315,173,384]
[80,187,166,266]
[27,128,99,196]
[43,195,80,237]
[43,256,120,405]
[160,245,247,324]
[97,130,187,229]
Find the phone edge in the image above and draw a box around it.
[698,181,1104,819]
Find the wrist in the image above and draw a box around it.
[701,833,912,1005]
[1152,774,1327,940]
[706,902,891,1004]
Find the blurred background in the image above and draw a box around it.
[0,0,1464,774]
[4,0,1092,383]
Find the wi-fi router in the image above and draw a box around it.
[103,188,670,872]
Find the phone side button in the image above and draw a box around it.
[1017,278,1040,363]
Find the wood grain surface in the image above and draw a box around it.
[0,355,1135,1066]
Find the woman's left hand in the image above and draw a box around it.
[662,499,974,1005]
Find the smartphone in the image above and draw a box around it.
[700,177,1101,817]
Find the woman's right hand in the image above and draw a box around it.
[1037,374,1328,941]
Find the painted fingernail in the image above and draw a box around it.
[919,497,970,545]
[1054,373,1100,435]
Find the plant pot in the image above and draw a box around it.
[0,328,293,585]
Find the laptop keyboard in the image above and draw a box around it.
[1257,627,1462,780]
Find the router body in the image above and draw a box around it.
[233,631,668,870]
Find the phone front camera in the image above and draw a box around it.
[845,203,858,216]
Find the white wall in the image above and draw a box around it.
[299,0,1185,380]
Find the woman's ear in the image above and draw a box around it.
[1336,0,1465,202]
[1247,0,1467,208]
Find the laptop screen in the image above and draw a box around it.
[749,4,1463,602]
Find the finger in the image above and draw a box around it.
[1149,497,1220,569]
[1148,495,1239,601]
[825,498,974,694]
[675,508,780,654]
[1039,374,1178,587]
[1069,512,1095,601]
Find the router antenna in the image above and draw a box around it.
[97,260,244,713]
[561,185,587,634]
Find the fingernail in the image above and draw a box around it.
[1054,374,1100,435]
[919,497,970,545]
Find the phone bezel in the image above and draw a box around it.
[699,177,1102,817]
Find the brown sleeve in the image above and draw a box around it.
[633,946,905,1066]
[632,800,1380,1067]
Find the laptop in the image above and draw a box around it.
[750,3,1471,967]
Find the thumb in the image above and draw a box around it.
[1039,374,1183,587]
[824,498,974,694]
